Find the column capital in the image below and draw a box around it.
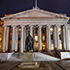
[38,25,42,27]
[3,25,7,27]
[46,25,51,28]
[63,24,67,27]
[20,26,25,29]
[54,24,60,27]
[11,25,16,27]
[29,24,33,27]
[20,25,25,27]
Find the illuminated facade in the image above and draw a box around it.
[0,8,70,53]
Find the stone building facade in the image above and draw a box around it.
[0,8,70,53]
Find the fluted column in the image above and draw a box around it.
[12,25,16,52]
[5,26,9,52]
[63,25,67,50]
[23,27,26,51]
[47,25,51,51]
[3,26,7,52]
[30,25,33,37]
[56,26,60,50]
[15,26,19,52]
[64,25,67,51]
[66,26,69,50]
[21,26,24,53]
[53,25,57,50]
[38,25,42,51]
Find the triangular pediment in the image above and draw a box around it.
[1,8,69,20]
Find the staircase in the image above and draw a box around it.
[8,52,60,61]
[42,52,61,59]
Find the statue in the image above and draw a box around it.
[25,31,34,52]
[18,31,39,68]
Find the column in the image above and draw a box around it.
[64,25,67,51]
[12,26,16,52]
[15,26,18,52]
[38,25,42,51]
[63,25,67,50]
[30,25,33,37]
[21,26,24,53]
[66,26,69,50]
[3,26,7,52]
[47,25,51,51]
[53,25,57,50]
[5,26,9,52]
[23,27,26,51]
[56,26,60,50]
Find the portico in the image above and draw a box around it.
[0,8,70,53]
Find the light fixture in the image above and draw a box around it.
[35,36,38,41]
[59,28,61,32]
[19,29,21,31]
[0,37,2,41]
[0,45,1,50]
[42,44,45,50]
[42,36,45,41]
[50,28,53,32]
[51,44,54,50]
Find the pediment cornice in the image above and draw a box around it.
[1,8,70,20]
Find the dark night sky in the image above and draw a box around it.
[0,0,70,18]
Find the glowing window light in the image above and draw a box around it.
[0,45,1,50]
[50,28,53,32]
[35,43,38,45]
[35,36,38,41]
[19,29,21,31]
[51,44,54,50]
[0,31,2,33]
[0,37,2,41]
[42,44,45,50]
[59,28,61,32]
[60,44,62,50]
[42,36,45,41]
[34,43,38,47]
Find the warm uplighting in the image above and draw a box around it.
[35,43,38,45]
[59,28,61,32]
[50,28,53,32]
[35,36,38,41]
[35,43,38,47]
[60,44,62,50]
[42,36,45,41]
[0,37,2,41]
[0,45,1,50]
[35,62,38,65]
[19,29,21,31]
[42,44,45,50]
[0,31,2,34]
[51,44,54,50]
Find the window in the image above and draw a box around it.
[51,35,53,40]
[59,34,61,40]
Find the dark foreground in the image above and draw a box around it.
[0,61,70,70]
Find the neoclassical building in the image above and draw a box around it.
[0,8,70,53]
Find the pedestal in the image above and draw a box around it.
[18,52,39,68]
